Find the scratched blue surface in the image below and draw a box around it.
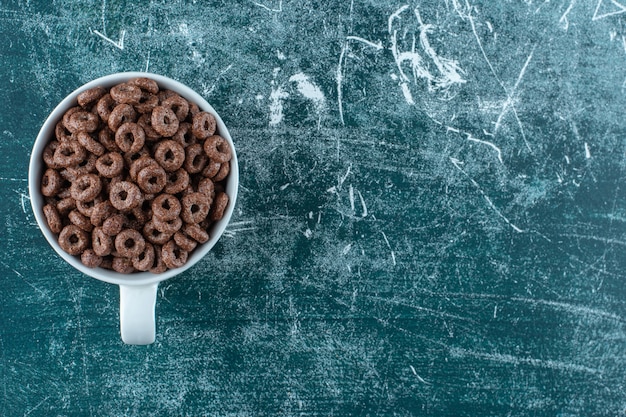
[1,0,626,415]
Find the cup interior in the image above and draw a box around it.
[29,72,238,286]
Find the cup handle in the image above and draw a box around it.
[119,283,159,345]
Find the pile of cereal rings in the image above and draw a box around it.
[40,77,232,273]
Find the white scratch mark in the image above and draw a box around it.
[252,0,282,12]
[559,0,576,30]
[493,304,498,318]
[279,183,290,191]
[203,64,234,97]
[336,42,348,125]
[289,72,326,112]
[584,142,591,159]
[357,189,368,218]
[269,83,289,126]
[400,82,415,105]
[592,0,626,21]
[409,365,431,384]
[91,28,125,50]
[24,396,50,416]
[144,50,151,73]
[349,185,355,213]
[381,231,397,266]
[346,35,384,50]
[467,136,504,164]
[341,243,352,255]
[0,177,27,181]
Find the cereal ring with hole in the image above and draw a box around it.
[173,231,197,252]
[96,152,124,178]
[58,224,89,255]
[53,141,86,167]
[71,173,102,202]
[90,201,115,227]
[182,223,209,244]
[210,192,229,221]
[153,215,182,234]
[137,113,162,141]
[114,122,145,154]
[78,86,106,108]
[164,168,190,194]
[112,256,135,274]
[97,126,119,152]
[132,242,155,271]
[213,161,230,182]
[66,111,99,133]
[134,92,159,114]
[62,107,82,131]
[203,135,232,163]
[110,83,142,104]
[92,227,113,256]
[56,197,76,215]
[137,165,167,194]
[192,112,216,139]
[75,196,102,217]
[115,229,146,258]
[102,213,125,236]
[151,106,179,137]
[161,94,189,121]
[158,89,178,103]
[181,192,210,224]
[184,143,208,174]
[143,220,172,245]
[99,255,113,270]
[55,121,72,142]
[154,140,185,172]
[197,178,215,198]
[71,154,98,177]
[43,203,63,234]
[69,210,93,232]
[128,77,159,94]
[123,147,150,168]
[75,131,105,156]
[151,194,181,222]
[81,249,102,268]
[109,181,143,211]
[188,101,200,120]
[150,244,167,273]
[130,156,159,181]
[96,93,116,123]
[108,103,137,132]
[43,141,62,169]
[172,122,196,148]
[162,240,188,269]
[41,168,63,197]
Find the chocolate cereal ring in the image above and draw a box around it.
[201,159,221,178]
[55,121,72,142]
[173,231,197,252]
[192,112,216,139]
[161,94,189,121]
[96,152,124,178]
[172,122,196,148]
[66,111,99,133]
[77,86,106,108]
[134,92,159,114]
[164,168,190,194]
[162,240,188,269]
[137,113,162,140]
[132,242,155,271]
[58,224,89,255]
[43,203,63,234]
[152,194,181,222]
[151,106,179,137]
[62,107,82,131]
[137,165,167,194]
[98,126,119,152]
[109,181,143,211]
[108,103,137,132]
[102,213,125,236]
[203,135,232,163]
[43,141,62,169]
[149,244,167,273]
[70,173,102,202]
[182,223,209,244]
[154,140,185,172]
[128,77,159,94]
[69,210,93,232]
[130,156,159,181]
[92,227,113,256]
[181,192,210,224]
[96,93,116,123]
[56,197,76,215]
[143,220,172,245]
[81,249,103,268]
[197,177,215,198]
[75,131,105,156]
[184,143,207,174]
[115,228,146,258]
[153,215,182,234]
[75,196,101,217]
[110,83,142,104]
[212,161,230,182]
[90,201,114,227]
[41,168,63,197]
[115,122,145,153]
[210,192,229,221]
[112,256,135,274]
[53,140,87,167]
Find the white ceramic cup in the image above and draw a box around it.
[29,72,238,345]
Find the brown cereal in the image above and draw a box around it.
[172,122,196,148]
[151,106,179,137]
[56,197,76,214]
[90,201,114,227]
[188,101,200,119]
[197,177,215,198]
[161,240,188,269]
[149,244,167,273]
[108,103,137,131]
[130,156,158,181]
[55,121,72,142]
[43,204,63,234]
[157,89,178,102]
[192,112,216,139]
[69,210,93,232]
[41,168,63,197]
[123,146,150,168]
[134,92,159,114]
[164,168,190,194]
[154,140,185,172]
[97,126,119,152]
[75,197,101,217]
[66,111,99,133]
[53,140,87,167]
[212,161,230,182]
[109,180,142,211]
[110,83,142,104]
[62,107,82,131]
[96,152,124,178]
[181,192,210,224]
[96,93,116,123]
[102,213,125,236]
[43,141,62,169]
[182,223,209,244]
[184,143,207,174]
[210,192,229,221]
[201,159,221,178]
[132,242,155,271]
[161,94,189,121]
[153,215,182,234]
[75,130,105,156]
[152,194,181,221]
[78,86,106,108]
[92,227,113,256]
[128,77,159,95]
[143,220,172,245]
[173,231,197,252]
[115,229,146,258]
[81,249,103,268]
[58,224,89,255]
[114,122,145,153]
[70,173,102,202]
[137,165,167,194]
[112,256,135,274]
[203,135,232,163]
[137,113,162,140]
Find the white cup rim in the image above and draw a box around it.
[28,72,239,286]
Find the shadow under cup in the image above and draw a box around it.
[28,72,238,345]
